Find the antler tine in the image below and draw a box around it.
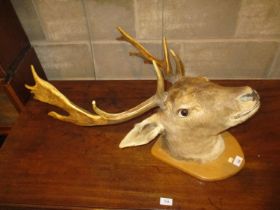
[117,27,162,66]
[117,27,174,78]
[163,37,172,77]
[26,62,165,126]
[170,49,185,80]
[153,60,165,99]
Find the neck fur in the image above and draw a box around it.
[162,132,225,163]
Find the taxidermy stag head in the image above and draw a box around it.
[26,27,260,163]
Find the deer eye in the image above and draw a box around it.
[177,108,189,117]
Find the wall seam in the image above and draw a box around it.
[161,0,164,39]
[31,40,91,46]
[266,45,280,78]
[30,39,280,45]
[31,0,49,42]
[161,0,165,59]
[134,0,139,39]
[81,0,96,79]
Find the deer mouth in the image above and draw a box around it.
[232,100,260,120]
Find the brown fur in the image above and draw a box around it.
[157,77,260,162]
[120,76,260,163]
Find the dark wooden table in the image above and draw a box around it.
[0,80,279,210]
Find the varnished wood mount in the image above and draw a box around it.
[151,132,245,181]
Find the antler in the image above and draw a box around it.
[26,27,185,126]
[117,27,185,81]
[170,49,185,81]
[26,62,164,126]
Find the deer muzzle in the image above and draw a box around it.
[232,88,260,122]
[240,90,260,102]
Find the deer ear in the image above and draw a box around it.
[119,114,164,148]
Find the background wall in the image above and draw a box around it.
[11,0,280,80]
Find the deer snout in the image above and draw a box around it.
[240,90,259,102]
[228,87,260,125]
[236,87,260,115]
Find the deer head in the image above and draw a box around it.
[26,27,260,163]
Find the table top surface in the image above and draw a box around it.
[0,80,279,210]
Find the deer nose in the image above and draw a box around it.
[240,90,259,102]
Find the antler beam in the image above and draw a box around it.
[26,62,164,126]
